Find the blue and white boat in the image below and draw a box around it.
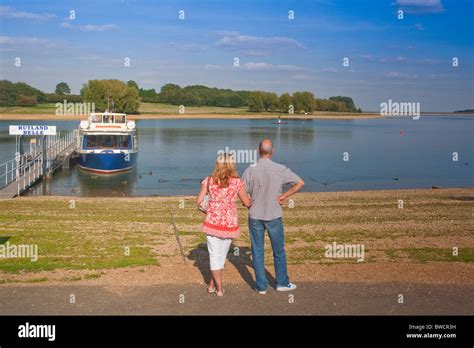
[76,112,138,174]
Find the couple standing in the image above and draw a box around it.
[196,139,304,296]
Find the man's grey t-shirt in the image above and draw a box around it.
[242,158,302,221]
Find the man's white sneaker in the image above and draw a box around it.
[276,283,297,292]
[257,289,267,295]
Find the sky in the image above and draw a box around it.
[0,0,473,111]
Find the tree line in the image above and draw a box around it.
[0,79,138,113]
[0,80,82,107]
[140,83,361,113]
[0,79,361,114]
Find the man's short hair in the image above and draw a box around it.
[259,139,273,155]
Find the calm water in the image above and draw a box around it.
[0,116,473,196]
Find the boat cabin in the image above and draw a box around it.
[90,113,127,124]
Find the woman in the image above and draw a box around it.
[196,153,251,297]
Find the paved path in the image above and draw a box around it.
[1,281,472,315]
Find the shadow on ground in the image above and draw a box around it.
[187,242,276,290]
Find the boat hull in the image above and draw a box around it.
[77,152,137,174]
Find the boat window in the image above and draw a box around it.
[115,115,126,123]
[84,135,131,149]
[91,114,101,123]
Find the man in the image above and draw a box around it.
[242,139,304,294]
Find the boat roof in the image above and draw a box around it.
[90,112,126,116]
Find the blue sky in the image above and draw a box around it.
[0,0,473,111]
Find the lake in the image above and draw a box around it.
[0,116,473,196]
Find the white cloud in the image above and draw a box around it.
[0,35,50,46]
[322,67,338,72]
[292,74,314,80]
[204,64,225,70]
[395,0,445,14]
[61,22,119,32]
[0,6,55,21]
[165,42,207,52]
[359,55,409,63]
[380,56,409,63]
[215,31,303,55]
[384,72,419,79]
[303,18,392,32]
[243,62,304,71]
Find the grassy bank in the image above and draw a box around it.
[0,103,249,115]
[0,188,472,284]
[1,103,471,121]
[0,102,380,120]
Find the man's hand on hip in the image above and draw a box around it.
[278,180,305,206]
[278,194,287,206]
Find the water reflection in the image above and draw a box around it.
[27,167,138,197]
[0,116,472,196]
[75,167,138,196]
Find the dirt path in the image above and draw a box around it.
[1,280,472,315]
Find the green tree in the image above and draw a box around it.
[313,98,323,111]
[116,86,140,113]
[227,94,245,107]
[262,92,279,112]
[14,82,46,102]
[139,88,158,102]
[329,96,356,112]
[127,80,139,91]
[0,80,45,106]
[44,93,83,103]
[55,82,71,95]
[16,95,38,106]
[279,93,292,113]
[213,93,229,107]
[292,91,315,113]
[158,83,183,104]
[81,79,140,113]
[158,83,250,107]
[248,91,264,112]
[0,80,17,105]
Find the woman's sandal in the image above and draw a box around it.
[216,289,225,297]
[207,287,216,294]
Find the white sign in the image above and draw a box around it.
[9,125,57,136]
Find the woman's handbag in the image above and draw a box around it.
[198,176,211,213]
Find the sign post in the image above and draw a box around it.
[9,125,58,182]
[9,125,57,136]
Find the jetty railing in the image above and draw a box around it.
[0,130,78,195]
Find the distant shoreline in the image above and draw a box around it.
[0,112,472,121]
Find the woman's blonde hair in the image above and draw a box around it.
[211,153,239,188]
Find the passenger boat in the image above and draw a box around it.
[76,112,138,174]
